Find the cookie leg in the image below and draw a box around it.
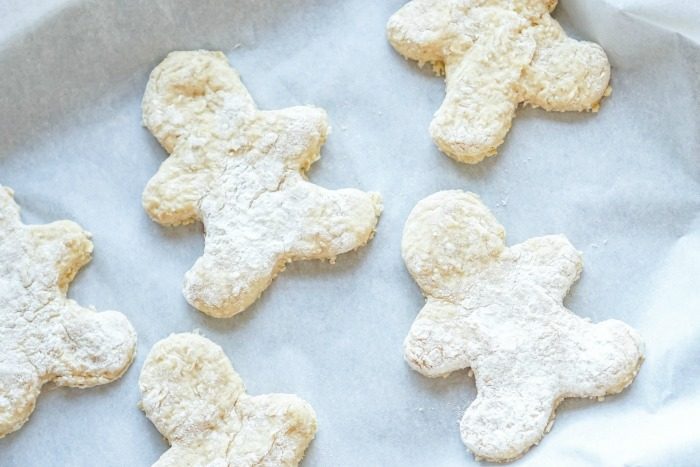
[562,319,644,397]
[386,0,453,64]
[0,186,21,226]
[47,304,136,388]
[404,299,471,378]
[429,8,536,163]
[288,183,381,261]
[0,359,40,438]
[183,244,280,318]
[460,387,555,462]
[229,394,317,466]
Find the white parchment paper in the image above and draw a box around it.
[0,0,698,465]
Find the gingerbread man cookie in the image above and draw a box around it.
[142,51,382,318]
[139,333,317,467]
[387,1,611,163]
[0,186,136,438]
[402,191,643,462]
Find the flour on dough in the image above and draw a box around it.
[402,190,643,462]
[387,0,611,163]
[139,333,317,467]
[142,50,382,317]
[0,185,136,438]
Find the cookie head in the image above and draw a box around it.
[386,0,458,64]
[402,190,505,296]
[142,50,255,153]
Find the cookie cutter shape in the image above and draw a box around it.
[139,333,317,467]
[0,186,136,438]
[142,51,382,318]
[402,191,643,462]
[387,1,611,163]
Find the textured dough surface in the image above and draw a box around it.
[387,0,611,163]
[0,186,136,438]
[402,191,643,462]
[139,333,317,467]
[142,50,382,317]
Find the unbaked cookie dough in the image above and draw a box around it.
[402,190,643,462]
[139,333,317,467]
[142,50,382,318]
[387,0,611,163]
[0,185,136,438]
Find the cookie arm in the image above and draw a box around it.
[2,189,92,288]
[27,221,92,293]
[257,106,328,172]
[511,234,583,301]
[519,16,611,111]
[287,182,382,261]
[430,9,536,163]
[228,394,317,466]
[47,302,136,388]
[386,0,454,64]
[560,318,644,398]
[142,144,226,226]
[404,298,472,378]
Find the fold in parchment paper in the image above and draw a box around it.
[0,0,698,465]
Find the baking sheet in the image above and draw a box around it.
[1,0,699,465]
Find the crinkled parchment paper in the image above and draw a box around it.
[0,0,698,465]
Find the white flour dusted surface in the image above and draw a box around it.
[142,51,382,318]
[387,0,611,163]
[402,191,643,462]
[139,333,317,467]
[0,186,136,438]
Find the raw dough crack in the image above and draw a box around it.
[139,333,317,467]
[0,185,136,438]
[387,0,611,163]
[402,190,643,462]
[142,51,382,317]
